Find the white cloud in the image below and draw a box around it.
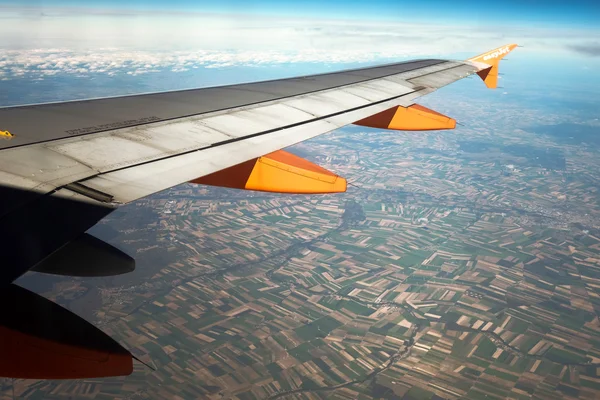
[0,8,597,80]
[0,47,413,79]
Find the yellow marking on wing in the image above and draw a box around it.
[0,130,14,139]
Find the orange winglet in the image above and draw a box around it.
[191,150,346,194]
[468,44,518,89]
[353,104,455,131]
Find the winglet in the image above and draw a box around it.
[467,44,518,89]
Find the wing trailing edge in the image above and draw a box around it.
[467,43,518,89]
[190,150,346,194]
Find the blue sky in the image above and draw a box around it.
[5,0,600,26]
[0,0,598,106]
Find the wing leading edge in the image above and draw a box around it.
[0,44,518,379]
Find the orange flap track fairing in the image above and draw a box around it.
[191,150,346,194]
[353,104,456,131]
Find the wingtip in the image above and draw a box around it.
[466,44,519,89]
[467,43,519,64]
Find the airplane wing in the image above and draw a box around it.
[0,44,517,379]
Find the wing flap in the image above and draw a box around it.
[341,79,414,101]
[0,146,95,188]
[201,103,316,138]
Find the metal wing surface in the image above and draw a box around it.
[0,44,519,380]
[0,45,517,286]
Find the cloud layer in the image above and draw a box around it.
[0,47,427,80]
[0,8,598,80]
[568,43,600,57]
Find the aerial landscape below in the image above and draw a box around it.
[1,0,600,399]
[6,89,600,398]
